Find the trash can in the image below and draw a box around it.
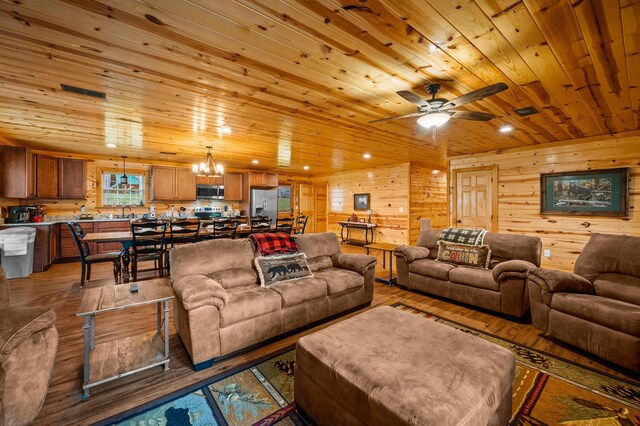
[0,227,37,279]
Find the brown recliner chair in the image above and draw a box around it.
[0,266,58,425]
[527,233,640,373]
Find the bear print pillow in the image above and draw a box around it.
[254,253,313,287]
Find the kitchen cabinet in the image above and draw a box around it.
[247,172,278,187]
[0,146,35,198]
[223,172,243,200]
[196,175,224,186]
[150,166,196,201]
[58,158,87,199]
[49,223,60,264]
[36,155,59,199]
[175,168,197,200]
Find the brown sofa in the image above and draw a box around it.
[527,233,640,372]
[394,230,542,317]
[169,232,376,369]
[0,265,58,426]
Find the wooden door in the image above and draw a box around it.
[58,158,86,199]
[314,183,327,233]
[36,155,59,199]
[455,168,495,231]
[175,168,196,200]
[299,184,315,233]
[151,166,176,200]
[223,172,243,200]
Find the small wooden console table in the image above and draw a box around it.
[76,278,174,398]
[338,221,377,245]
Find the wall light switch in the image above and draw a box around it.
[543,249,551,257]
[399,207,405,213]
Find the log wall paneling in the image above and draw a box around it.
[449,132,640,271]
[409,165,448,244]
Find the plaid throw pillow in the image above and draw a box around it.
[436,241,491,269]
[254,253,313,287]
[249,232,299,256]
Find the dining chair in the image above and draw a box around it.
[67,222,121,287]
[165,219,200,274]
[275,216,295,234]
[212,219,238,239]
[250,216,272,234]
[130,220,167,281]
[294,215,309,234]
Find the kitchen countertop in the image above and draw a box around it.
[0,216,245,227]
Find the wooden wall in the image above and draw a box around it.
[409,165,448,244]
[316,162,448,246]
[449,132,640,271]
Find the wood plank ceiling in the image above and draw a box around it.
[0,0,637,174]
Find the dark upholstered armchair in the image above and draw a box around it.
[0,265,58,424]
[527,233,640,372]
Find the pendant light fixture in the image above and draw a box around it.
[192,145,223,177]
[120,155,128,186]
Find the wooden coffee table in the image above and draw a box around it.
[364,242,398,286]
[76,278,174,398]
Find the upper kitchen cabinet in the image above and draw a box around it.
[0,146,35,198]
[150,166,196,201]
[247,172,278,188]
[196,175,224,186]
[223,172,243,200]
[36,155,59,199]
[58,158,87,199]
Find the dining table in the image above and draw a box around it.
[82,223,297,282]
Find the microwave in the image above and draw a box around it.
[196,184,224,200]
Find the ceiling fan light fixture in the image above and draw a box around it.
[417,112,451,128]
[192,145,223,177]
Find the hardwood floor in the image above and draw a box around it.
[6,244,637,425]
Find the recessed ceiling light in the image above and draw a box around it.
[363,153,372,159]
[106,143,116,148]
[303,165,310,170]
[499,125,514,133]
[251,159,259,164]
[432,169,440,175]
[220,126,232,134]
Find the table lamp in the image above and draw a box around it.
[366,209,372,223]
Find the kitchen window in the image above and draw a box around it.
[101,171,146,206]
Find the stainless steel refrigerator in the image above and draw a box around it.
[250,188,278,220]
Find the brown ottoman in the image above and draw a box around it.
[295,306,514,426]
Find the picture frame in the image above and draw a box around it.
[540,168,628,217]
[353,193,370,210]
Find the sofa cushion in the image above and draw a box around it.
[594,273,640,306]
[293,232,341,259]
[170,239,255,282]
[313,268,363,295]
[220,285,282,327]
[483,232,542,267]
[254,253,313,287]
[206,268,258,289]
[307,256,333,272]
[436,241,491,269]
[269,278,328,307]
[575,233,640,282]
[551,293,640,337]
[408,259,454,281]
[449,267,500,291]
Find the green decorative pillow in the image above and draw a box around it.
[436,241,491,269]
[254,253,313,287]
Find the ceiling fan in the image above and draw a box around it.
[370,82,508,141]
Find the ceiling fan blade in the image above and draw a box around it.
[396,90,430,107]
[449,110,495,121]
[369,112,425,124]
[441,82,508,110]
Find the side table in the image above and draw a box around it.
[364,242,398,286]
[76,278,174,398]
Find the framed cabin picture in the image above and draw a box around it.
[540,168,629,217]
[354,193,370,210]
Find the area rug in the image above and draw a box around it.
[100,304,640,426]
